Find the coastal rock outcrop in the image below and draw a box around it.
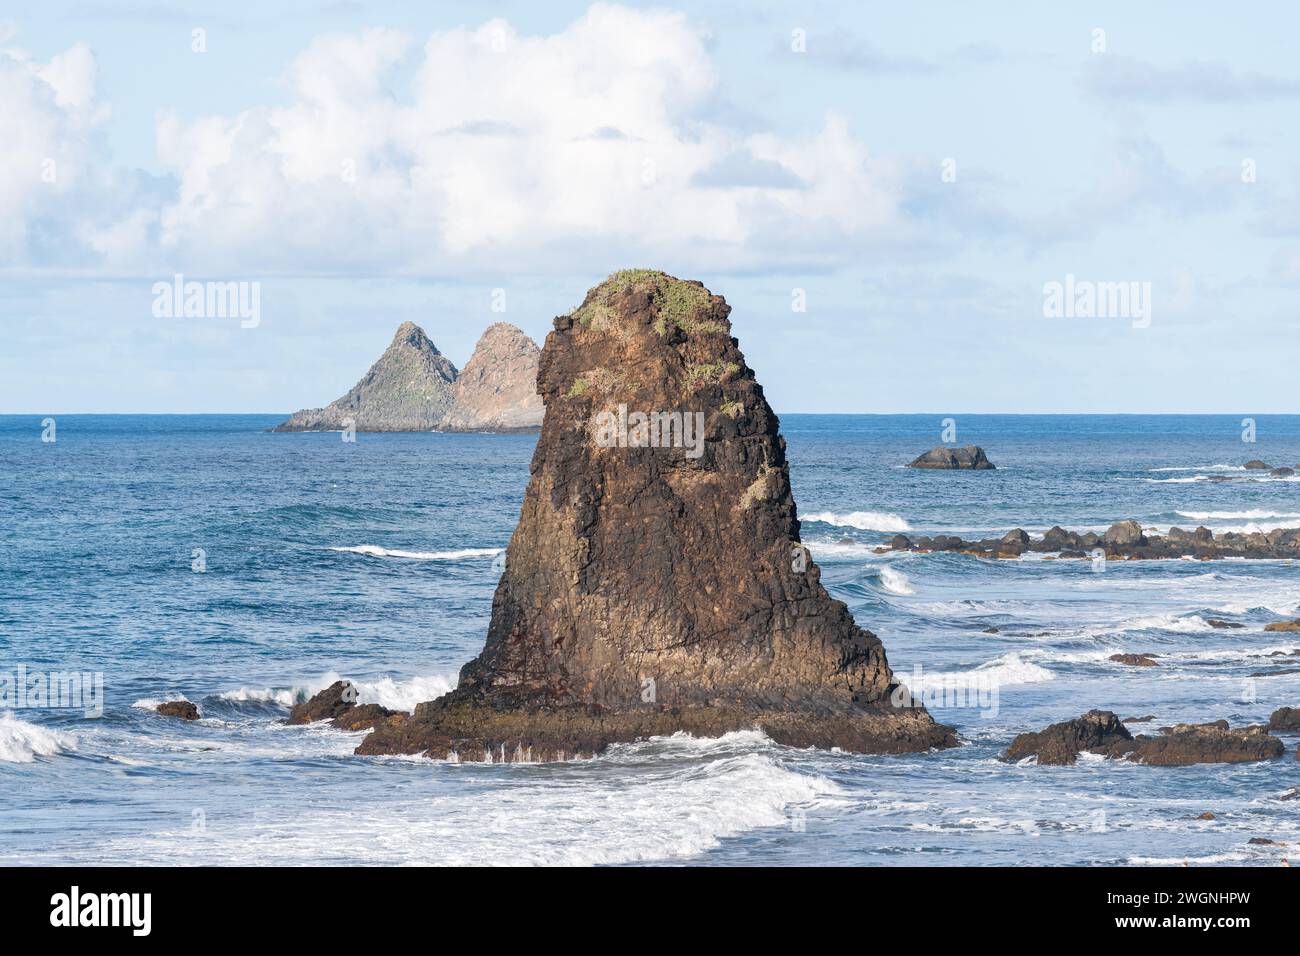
[286,680,402,731]
[273,322,458,432]
[1109,653,1159,667]
[437,323,544,432]
[156,700,199,720]
[357,270,956,761]
[1004,711,1285,766]
[881,522,1300,561]
[907,445,995,470]
[1268,707,1300,732]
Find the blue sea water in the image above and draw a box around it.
[1,413,1298,866]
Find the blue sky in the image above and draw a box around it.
[2,1,1297,413]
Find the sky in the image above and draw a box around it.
[1,1,1297,414]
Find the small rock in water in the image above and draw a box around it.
[906,445,996,470]
[1244,460,1272,470]
[1206,619,1244,629]
[1109,653,1159,667]
[1265,619,1300,633]
[156,700,199,720]
[1196,812,1217,821]
[1123,715,1156,723]
[1267,707,1300,732]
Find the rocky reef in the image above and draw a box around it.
[907,445,995,469]
[1004,710,1286,766]
[881,519,1300,560]
[356,270,955,761]
[286,681,404,732]
[272,321,542,433]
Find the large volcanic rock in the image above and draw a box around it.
[273,322,458,432]
[907,445,995,470]
[437,323,544,432]
[358,270,956,761]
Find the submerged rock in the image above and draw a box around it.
[1109,653,1159,667]
[438,323,544,432]
[907,445,996,470]
[1004,711,1285,766]
[357,270,956,761]
[156,700,199,720]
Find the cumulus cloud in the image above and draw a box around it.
[2,4,904,276]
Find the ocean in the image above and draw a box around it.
[1,413,1298,866]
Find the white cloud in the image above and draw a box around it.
[4,5,910,276]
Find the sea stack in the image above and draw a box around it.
[437,323,544,432]
[357,270,956,761]
[908,445,995,470]
[272,321,457,432]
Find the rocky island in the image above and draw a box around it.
[311,270,958,761]
[272,321,543,433]
[908,445,996,469]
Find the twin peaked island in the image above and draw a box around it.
[273,321,544,433]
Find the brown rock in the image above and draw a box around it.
[1197,812,1216,821]
[357,271,957,761]
[1123,715,1156,723]
[1265,619,1300,633]
[1206,619,1244,630]
[1110,653,1159,667]
[1003,710,1133,765]
[1006,712,1285,766]
[1267,707,1300,732]
[438,323,544,432]
[286,680,402,731]
[1244,460,1271,470]
[156,700,199,720]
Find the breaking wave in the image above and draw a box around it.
[0,716,76,764]
[802,511,911,533]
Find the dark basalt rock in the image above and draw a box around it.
[1005,711,1285,766]
[287,680,402,731]
[880,520,1300,561]
[156,700,199,720]
[357,271,957,762]
[1271,467,1295,477]
[1207,619,1244,629]
[907,445,995,470]
[1244,460,1271,470]
[1003,710,1133,766]
[1123,715,1156,723]
[1109,653,1159,667]
[1267,707,1300,732]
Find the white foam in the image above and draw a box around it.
[802,511,911,533]
[219,671,458,713]
[329,545,503,561]
[131,694,190,711]
[1177,510,1300,521]
[74,730,845,866]
[0,716,76,763]
[878,566,915,595]
[917,652,1054,688]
